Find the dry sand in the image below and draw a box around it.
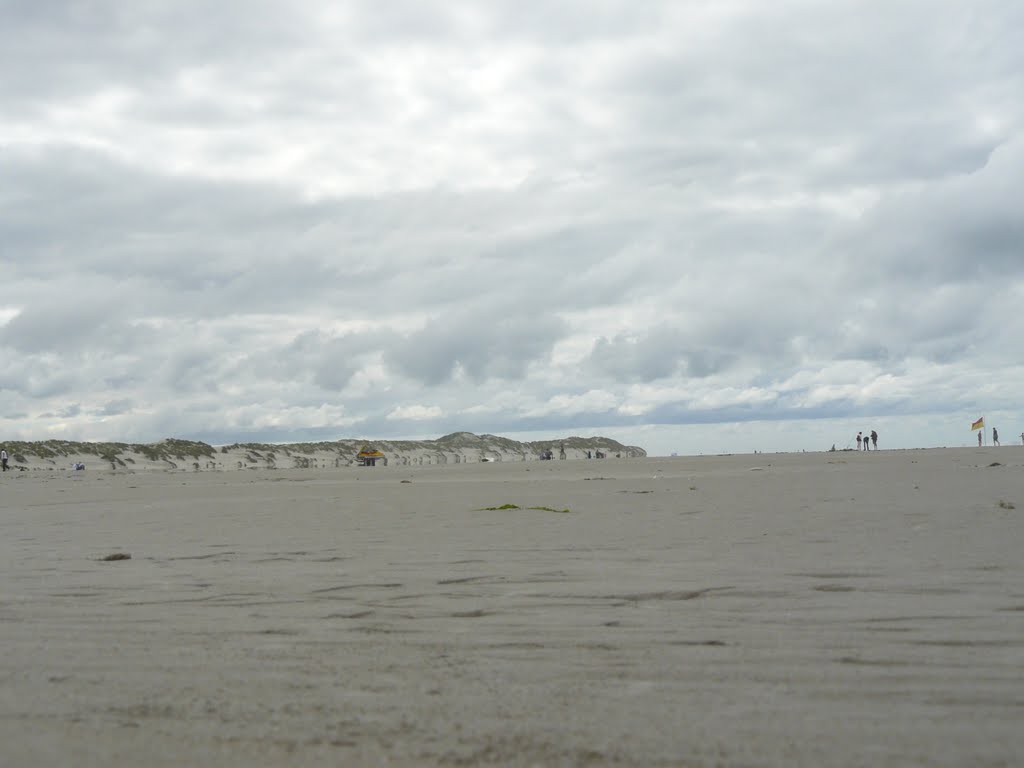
[1,449,1022,767]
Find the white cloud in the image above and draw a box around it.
[387,404,443,421]
[1,0,1023,453]
[523,390,619,419]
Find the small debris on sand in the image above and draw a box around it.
[100,553,132,561]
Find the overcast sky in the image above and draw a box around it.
[2,1,1022,455]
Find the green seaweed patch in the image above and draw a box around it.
[476,503,572,513]
[997,500,1015,510]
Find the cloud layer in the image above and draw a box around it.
[2,1,1022,454]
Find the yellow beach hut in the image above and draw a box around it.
[356,446,385,467]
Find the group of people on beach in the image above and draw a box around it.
[979,427,1014,447]
[856,431,878,451]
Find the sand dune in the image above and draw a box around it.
[1,449,1022,766]
[1,432,645,473]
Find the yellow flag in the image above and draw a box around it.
[971,417,984,431]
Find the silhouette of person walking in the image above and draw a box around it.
[978,430,983,447]
[993,428,999,446]
[870,430,878,450]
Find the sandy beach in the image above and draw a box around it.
[1,448,1022,767]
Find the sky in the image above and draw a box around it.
[1,1,1022,456]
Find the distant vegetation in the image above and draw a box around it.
[3,433,645,468]
[5,438,216,464]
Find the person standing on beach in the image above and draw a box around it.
[856,432,862,450]
[978,430,983,447]
[1,448,8,471]
[870,430,878,450]
[993,428,999,446]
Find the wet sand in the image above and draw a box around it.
[2,449,1022,766]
